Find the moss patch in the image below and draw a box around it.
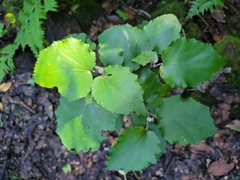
[213,35,240,91]
[182,91,218,107]
[182,21,201,39]
[151,0,187,21]
[57,0,101,33]
[227,13,240,37]
[230,102,240,119]
[74,0,101,32]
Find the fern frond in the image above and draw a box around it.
[186,0,223,19]
[0,0,58,82]
[0,44,17,80]
[16,0,44,56]
[43,0,58,13]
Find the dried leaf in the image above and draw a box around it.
[0,82,12,92]
[44,100,53,118]
[225,119,240,132]
[122,7,136,20]
[0,102,3,110]
[3,16,10,27]
[213,103,231,124]
[211,9,226,23]
[124,115,131,128]
[189,141,215,155]
[109,135,116,146]
[208,28,222,42]
[213,132,224,147]
[207,160,234,176]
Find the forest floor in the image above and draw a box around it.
[1,0,240,179]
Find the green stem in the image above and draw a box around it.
[123,173,127,180]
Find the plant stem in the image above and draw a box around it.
[123,173,127,180]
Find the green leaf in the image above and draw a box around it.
[56,96,118,151]
[33,38,95,101]
[0,23,4,37]
[132,50,158,66]
[225,120,240,132]
[129,114,147,126]
[157,95,217,145]
[226,124,240,132]
[56,116,99,152]
[144,14,181,54]
[98,24,151,71]
[65,33,87,41]
[86,38,96,51]
[137,20,148,30]
[148,123,166,154]
[92,65,145,115]
[160,37,226,88]
[107,126,161,172]
[65,33,96,50]
[98,40,124,66]
[9,174,17,180]
[138,67,161,107]
[81,96,117,142]
[62,163,72,174]
[56,97,84,127]
[116,9,128,20]
[5,13,16,24]
[159,83,172,97]
[27,78,35,86]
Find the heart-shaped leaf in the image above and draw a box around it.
[98,24,151,71]
[33,38,95,101]
[92,65,145,115]
[56,96,119,152]
[144,14,181,54]
[160,37,225,88]
[107,126,161,172]
[157,95,217,145]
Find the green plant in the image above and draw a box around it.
[0,0,58,81]
[185,0,223,19]
[33,14,225,172]
[62,163,72,174]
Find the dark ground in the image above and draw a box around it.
[1,0,240,179]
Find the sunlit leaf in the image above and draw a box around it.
[92,65,145,115]
[5,13,16,24]
[132,50,158,66]
[56,96,118,152]
[56,116,99,152]
[33,38,95,101]
[144,14,181,54]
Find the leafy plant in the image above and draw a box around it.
[0,0,58,81]
[33,14,225,173]
[185,0,223,19]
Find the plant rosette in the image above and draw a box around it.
[33,14,225,172]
